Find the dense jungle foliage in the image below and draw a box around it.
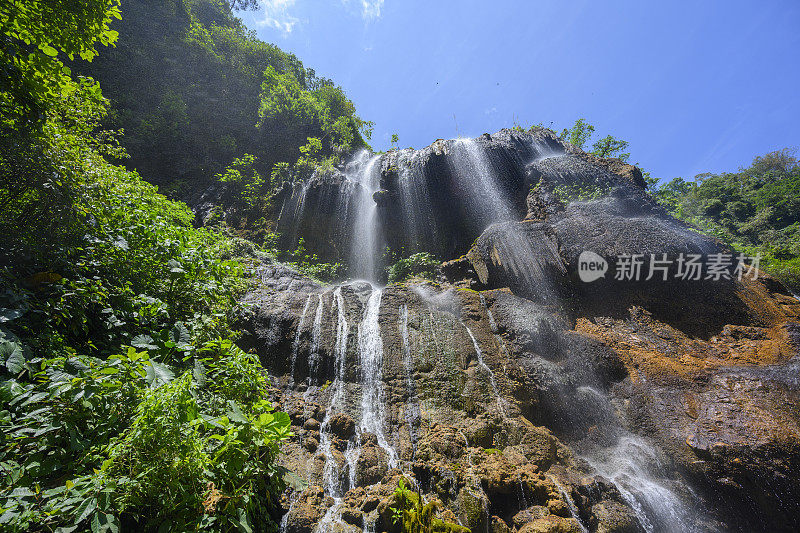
[75,0,371,200]
[0,0,293,531]
[653,148,800,292]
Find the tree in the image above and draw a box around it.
[391,132,399,149]
[560,118,594,150]
[591,134,630,161]
[0,0,121,131]
[216,153,265,209]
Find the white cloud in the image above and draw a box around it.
[256,0,300,34]
[361,0,384,19]
[341,0,384,20]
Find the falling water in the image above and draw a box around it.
[480,294,498,333]
[451,138,514,225]
[395,150,439,254]
[288,295,313,390]
[547,475,589,533]
[584,436,692,533]
[463,323,505,417]
[349,153,383,280]
[307,294,324,385]
[278,180,313,248]
[398,304,420,454]
[357,288,399,467]
[314,288,350,531]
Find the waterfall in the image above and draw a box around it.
[313,287,350,531]
[278,180,313,249]
[480,293,498,333]
[451,138,514,224]
[398,304,420,455]
[307,293,324,386]
[463,322,505,418]
[288,295,313,390]
[547,475,589,533]
[395,150,438,254]
[584,436,692,533]
[357,288,399,467]
[349,153,382,280]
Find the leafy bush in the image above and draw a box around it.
[389,478,469,533]
[280,239,344,282]
[387,253,439,283]
[216,153,266,211]
[0,342,290,532]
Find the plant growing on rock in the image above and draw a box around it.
[387,253,439,283]
[215,153,265,211]
[389,478,469,533]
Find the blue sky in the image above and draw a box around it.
[239,1,800,181]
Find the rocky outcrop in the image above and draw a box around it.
[234,130,800,532]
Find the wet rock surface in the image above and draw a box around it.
[234,130,800,532]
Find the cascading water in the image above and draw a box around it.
[288,295,313,390]
[546,475,589,533]
[394,149,439,255]
[314,287,350,531]
[398,304,420,454]
[451,138,514,225]
[306,293,324,389]
[273,133,726,531]
[584,435,694,533]
[463,322,505,418]
[348,153,383,280]
[357,288,399,467]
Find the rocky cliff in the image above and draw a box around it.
[233,129,800,532]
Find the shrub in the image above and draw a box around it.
[387,253,439,283]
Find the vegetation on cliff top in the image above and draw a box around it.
[555,119,799,292]
[653,148,800,291]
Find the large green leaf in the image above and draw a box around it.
[131,335,157,351]
[192,359,206,387]
[0,341,25,374]
[74,496,97,525]
[145,361,174,388]
[169,322,190,345]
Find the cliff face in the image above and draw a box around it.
[237,129,800,532]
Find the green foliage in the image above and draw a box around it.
[0,342,290,531]
[216,153,265,210]
[560,118,595,150]
[391,132,399,148]
[550,182,611,204]
[279,238,344,282]
[387,253,439,283]
[389,478,469,533]
[0,0,121,131]
[0,14,291,529]
[654,148,800,291]
[559,118,630,161]
[74,0,369,194]
[591,134,630,161]
[258,64,372,177]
